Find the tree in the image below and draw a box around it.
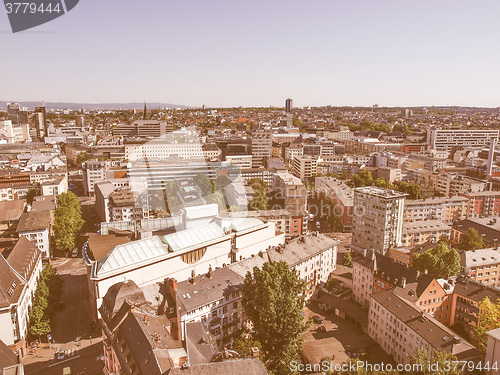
[242,261,311,375]
[248,178,268,211]
[232,332,262,357]
[53,192,84,254]
[26,188,40,205]
[459,228,485,251]
[164,181,181,215]
[76,151,87,165]
[409,347,460,375]
[473,297,500,353]
[351,170,373,188]
[342,251,353,268]
[193,173,213,196]
[374,178,394,189]
[395,181,423,199]
[412,242,460,279]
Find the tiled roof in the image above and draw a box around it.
[6,236,41,282]
[17,210,50,232]
[0,199,25,222]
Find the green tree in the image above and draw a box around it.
[242,261,311,375]
[409,347,460,375]
[193,173,213,196]
[342,251,353,268]
[232,332,263,357]
[76,151,87,165]
[473,297,500,353]
[459,228,485,251]
[395,182,423,199]
[412,242,460,279]
[53,192,84,254]
[351,170,373,188]
[374,178,394,189]
[248,178,268,211]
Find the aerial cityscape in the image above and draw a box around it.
[3,1,500,375]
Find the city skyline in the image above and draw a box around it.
[2,0,500,108]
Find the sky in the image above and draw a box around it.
[1,0,500,108]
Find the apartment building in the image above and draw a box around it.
[314,177,353,232]
[460,248,500,288]
[404,196,468,223]
[284,144,303,165]
[402,220,451,248]
[124,141,221,162]
[83,160,108,195]
[437,174,491,197]
[17,210,51,259]
[345,137,401,154]
[427,128,499,151]
[351,187,407,255]
[273,172,307,215]
[325,126,353,141]
[353,252,418,307]
[450,278,500,337]
[168,233,338,345]
[225,155,252,169]
[250,130,272,168]
[292,155,319,180]
[112,120,174,138]
[464,191,500,217]
[369,289,480,365]
[451,217,500,247]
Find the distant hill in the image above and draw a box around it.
[0,101,194,110]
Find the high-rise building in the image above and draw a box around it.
[76,114,85,128]
[351,186,407,255]
[33,106,47,139]
[285,98,293,113]
[427,128,499,151]
[250,130,272,168]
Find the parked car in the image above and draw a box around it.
[317,325,327,333]
[312,315,324,324]
[58,349,65,360]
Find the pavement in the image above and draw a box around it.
[24,257,104,374]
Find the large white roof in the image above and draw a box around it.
[162,223,225,252]
[231,218,264,232]
[97,236,168,275]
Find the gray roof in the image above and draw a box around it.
[0,200,25,222]
[403,220,451,234]
[31,195,56,212]
[167,358,269,375]
[162,224,225,252]
[7,236,41,282]
[95,181,115,198]
[460,248,500,268]
[372,289,480,360]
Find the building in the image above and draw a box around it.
[450,278,500,337]
[16,211,51,259]
[369,289,481,365]
[485,328,500,375]
[345,137,400,155]
[272,172,307,215]
[168,233,338,345]
[292,155,318,180]
[404,196,468,223]
[285,98,293,113]
[39,174,68,196]
[353,252,418,307]
[83,160,108,195]
[402,220,451,248]
[225,155,252,169]
[124,141,221,162]
[464,191,500,218]
[351,187,407,255]
[33,106,47,139]
[427,128,499,151]
[250,130,272,168]
[0,120,30,144]
[460,248,500,288]
[451,217,500,247]
[376,167,401,183]
[437,174,491,197]
[112,120,174,139]
[85,218,285,319]
[314,177,353,232]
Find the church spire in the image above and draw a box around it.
[143,102,147,120]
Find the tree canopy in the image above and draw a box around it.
[248,178,268,211]
[342,251,353,268]
[242,261,310,375]
[53,191,84,254]
[473,297,500,353]
[412,242,460,279]
[459,228,485,251]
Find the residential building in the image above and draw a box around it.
[83,160,108,195]
[16,211,51,259]
[345,137,400,154]
[314,177,353,232]
[369,289,481,365]
[33,106,47,139]
[427,128,499,151]
[250,130,272,168]
[225,155,252,169]
[460,248,500,288]
[402,220,451,247]
[464,191,500,218]
[112,120,174,139]
[376,167,401,183]
[451,217,500,247]
[404,196,468,223]
[485,328,500,375]
[351,187,407,255]
[292,155,318,180]
[437,174,491,197]
[124,141,221,162]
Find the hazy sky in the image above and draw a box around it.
[1,0,500,108]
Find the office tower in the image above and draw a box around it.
[351,186,407,255]
[285,98,293,113]
[76,115,85,128]
[33,105,47,139]
[250,130,272,168]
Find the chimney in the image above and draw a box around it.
[401,277,406,288]
[424,269,428,275]
[208,266,213,279]
[191,270,196,284]
[166,278,177,290]
[416,271,421,278]
[250,347,260,358]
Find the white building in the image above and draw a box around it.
[292,155,319,180]
[17,211,51,259]
[83,160,108,195]
[85,218,285,319]
[225,155,252,169]
[125,141,221,162]
[427,128,499,151]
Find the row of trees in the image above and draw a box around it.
[348,170,423,199]
[29,265,63,340]
[53,191,84,255]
